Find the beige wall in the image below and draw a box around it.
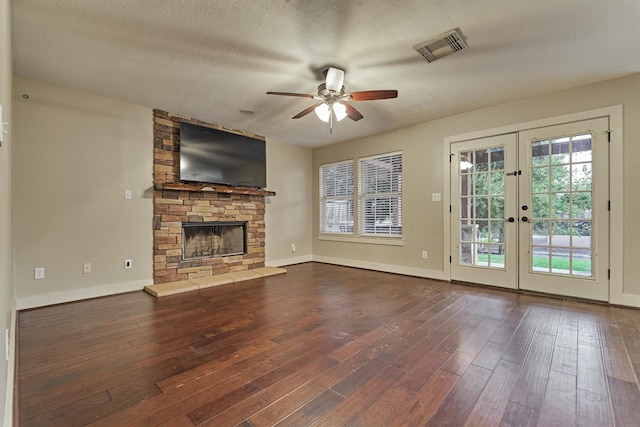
[313,73,640,297]
[0,0,12,422]
[12,78,314,307]
[13,78,154,307]
[313,125,447,278]
[264,139,313,265]
[8,71,639,302]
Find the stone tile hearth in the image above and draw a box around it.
[144,266,287,297]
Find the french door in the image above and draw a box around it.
[450,118,610,301]
[450,134,518,289]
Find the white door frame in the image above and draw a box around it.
[442,105,632,306]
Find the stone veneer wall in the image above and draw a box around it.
[153,109,267,284]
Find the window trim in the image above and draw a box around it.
[317,233,405,246]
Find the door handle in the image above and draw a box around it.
[521,205,528,211]
[505,217,515,223]
[521,216,529,222]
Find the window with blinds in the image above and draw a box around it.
[319,161,354,234]
[359,152,402,236]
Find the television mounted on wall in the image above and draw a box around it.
[179,122,267,188]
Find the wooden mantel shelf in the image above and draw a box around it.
[155,182,276,196]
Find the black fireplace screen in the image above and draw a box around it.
[182,222,246,260]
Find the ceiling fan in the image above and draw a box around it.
[267,67,398,132]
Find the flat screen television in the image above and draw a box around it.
[179,122,267,188]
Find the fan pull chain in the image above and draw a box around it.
[330,110,333,134]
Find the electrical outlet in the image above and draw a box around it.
[124,189,132,199]
[83,262,92,274]
[291,243,296,253]
[124,259,132,269]
[421,251,428,259]
[34,267,45,279]
[431,193,441,202]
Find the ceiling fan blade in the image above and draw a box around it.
[342,102,364,121]
[349,90,398,101]
[292,102,323,119]
[325,67,345,92]
[266,91,314,98]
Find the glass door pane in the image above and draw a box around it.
[529,135,593,277]
[457,147,506,269]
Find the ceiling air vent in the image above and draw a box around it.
[413,28,468,63]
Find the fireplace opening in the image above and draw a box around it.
[182,222,247,260]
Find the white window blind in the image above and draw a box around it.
[359,152,402,236]
[320,161,354,234]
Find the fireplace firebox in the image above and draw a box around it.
[182,221,247,260]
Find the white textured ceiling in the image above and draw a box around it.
[11,0,640,147]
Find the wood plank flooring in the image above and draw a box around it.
[17,262,640,426]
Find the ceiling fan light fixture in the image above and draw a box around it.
[333,102,347,121]
[267,66,396,127]
[314,103,331,122]
[325,68,345,92]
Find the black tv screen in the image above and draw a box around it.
[179,122,267,188]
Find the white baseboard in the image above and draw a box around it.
[3,300,16,427]
[312,255,447,281]
[13,258,446,310]
[16,279,150,310]
[14,258,444,311]
[266,255,313,268]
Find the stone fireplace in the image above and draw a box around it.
[152,110,274,284]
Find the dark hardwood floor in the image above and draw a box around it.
[17,262,640,426]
